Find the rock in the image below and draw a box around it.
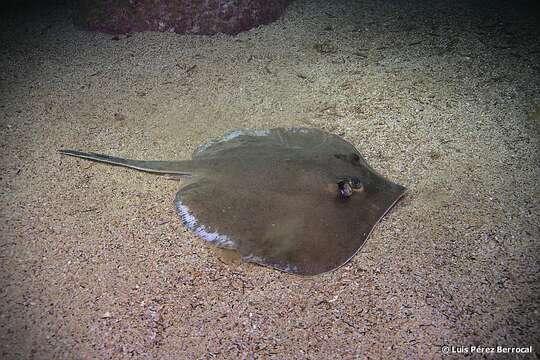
[74,0,291,35]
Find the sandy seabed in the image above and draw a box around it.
[1,0,538,359]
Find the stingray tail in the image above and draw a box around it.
[59,149,194,175]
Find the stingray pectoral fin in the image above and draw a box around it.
[58,149,194,175]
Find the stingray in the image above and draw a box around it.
[60,127,405,275]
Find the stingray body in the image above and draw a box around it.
[60,128,405,275]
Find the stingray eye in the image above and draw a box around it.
[349,177,364,191]
[337,180,353,199]
[336,176,365,199]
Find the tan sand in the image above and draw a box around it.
[1,0,538,358]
